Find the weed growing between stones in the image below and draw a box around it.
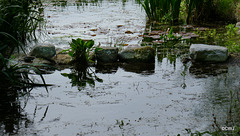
[61,38,103,91]
[61,38,101,65]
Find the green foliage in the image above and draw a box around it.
[139,0,240,24]
[138,0,181,24]
[163,27,182,41]
[0,0,48,91]
[194,24,240,53]
[226,24,238,37]
[224,24,240,52]
[0,0,44,58]
[61,38,102,91]
[62,38,95,65]
[186,0,239,23]
[0,53,49,92]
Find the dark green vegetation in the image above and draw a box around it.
[138,0,181,23]
[61,38,103,90]
[0,0,46,90]
[61,67,103,91]
[194,24,240,53]
[62,38,95,65]
[0,1,47,134]
[142,23,240,54]
[139,0,240,24]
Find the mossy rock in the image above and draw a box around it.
[30,44,56,59]
[118,46,155,63]
[95,47,118,63]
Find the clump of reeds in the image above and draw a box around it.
[0,0,47,90]
[139,0,239,24]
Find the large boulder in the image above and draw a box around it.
[30,44,56,59]
[95,47,118,63]
[190,44,228,62]
[118,46,155,63]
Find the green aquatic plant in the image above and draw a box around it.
[62,38,96,65]
[116,120,125,129]
[165,27,182,40]
[61,38,103,90]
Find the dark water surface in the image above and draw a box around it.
[1,0,240,135]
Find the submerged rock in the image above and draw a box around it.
[118,46,155,63]
[30,44,56,59]
[95,47,118,63]
[32,58,53,65]
[52,54,71,65]
[190,44,228,62]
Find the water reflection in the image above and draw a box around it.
[61,65,103,90]
[75,0,102,7]
[0,89,31,135]
[192,65,240,134]
[96,63,118,74]
[51,0,67,7]
[46,0,126,7]
[189,62,228,78]
[156,48,189,69]
[120,62,155,75]
[95,62,155,75]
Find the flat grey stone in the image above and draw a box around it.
[190,44,228,62]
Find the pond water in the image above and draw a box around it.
[40,0,146,48]
[1,0,240,135]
